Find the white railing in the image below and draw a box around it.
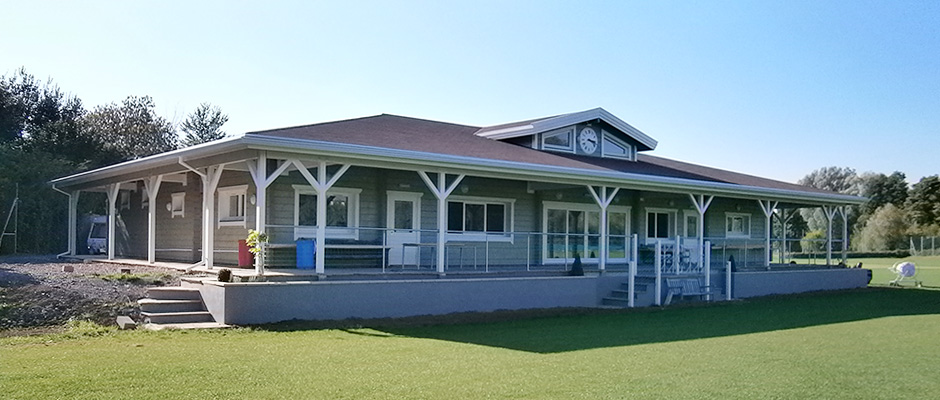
[258,225,639,274]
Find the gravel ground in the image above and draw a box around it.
[0,254,182,334]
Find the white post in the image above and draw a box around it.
[588,186,620,273]
[417,171,464,275]
[688,194,713,275]
[68,191,79,256]
[654,240,662,306]
[704,240,711,300]
[726,261,732,300]
[840,206,849,263]
[106,183,121,260]
[822,205,837,266]
[290,159,350,276]
[757,200,778,267]
[674,235,681,275]
[143,176,163,264]
[628,234,637,308]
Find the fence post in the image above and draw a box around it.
[655,240,662,306]
[726,261,733,301]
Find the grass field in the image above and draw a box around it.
[849,255,940,287]
[3,284,940,399]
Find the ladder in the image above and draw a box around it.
[0,184,18,253]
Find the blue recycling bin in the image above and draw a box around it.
[296,238,316,269]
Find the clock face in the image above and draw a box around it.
[579,128,598,154]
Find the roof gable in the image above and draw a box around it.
[473,107,658,151]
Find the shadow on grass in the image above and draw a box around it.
[254,288,940,354]
[388,288,940,353]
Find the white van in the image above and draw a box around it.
[87,216,107,255]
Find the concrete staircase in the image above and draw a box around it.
[601,277,658,308]
[139,287,225,329]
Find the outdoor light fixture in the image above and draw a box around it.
[249,195,257,205]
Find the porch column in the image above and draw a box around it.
[67,190,79,256]
[143,176,163,264]
[587,186,620,272]
[822,205,838,265]
[839,206,849,263]
[292,159,351,275]
[106,183,121,260]
[689,194,714,283]
[757,200,778,267]
[776,209,794,264]
[418,171,464,275]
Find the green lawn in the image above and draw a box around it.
[3,287,940,399]
[850,255,940,287]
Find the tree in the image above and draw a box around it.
[798,166,858,233]
[180,102,229,147]
[906,175,940,231]
[0,67,40,143]
[82,96,177,161]
[856,171,909,221]
[854,204,909,251]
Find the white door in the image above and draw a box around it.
[386,191,422,266]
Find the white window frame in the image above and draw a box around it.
[540,127,575,153]
[601,130,635,161]
[217,185,247,227]
[725,212,751,238]
[141,186,149,210]
[293,185,361,240]
[541,201,631,264]
[645,207,677,244]
[446,195,515,242]
[119,191,131,211]
[170,192,185,218]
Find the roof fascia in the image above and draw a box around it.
[242,135,864,206]
[475,108,659,151]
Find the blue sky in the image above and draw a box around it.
[2,1,938,184]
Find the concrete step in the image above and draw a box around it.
[147,287,202,300]
[138,298,205,313]
[141,311,214,324]
[143,322,231,331]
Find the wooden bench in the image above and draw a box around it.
[664,277,711,306]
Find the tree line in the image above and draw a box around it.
[795,166,939,252]
[0,68,229,253]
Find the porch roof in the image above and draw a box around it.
[50,111,865,206]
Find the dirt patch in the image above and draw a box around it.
[0,255,182,332]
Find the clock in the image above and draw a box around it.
[579,127,598,154]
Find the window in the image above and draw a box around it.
[293,186,361,239]
[119,191,131,210]
[645,208,675,242]
[446,196,514,241]
[684,211,699,238]
[726,213,751,238]
[542,201,630,262]
[541,127,575,152]
[218,185,247,226]
[170,192,185,218]
[601,130,635,160]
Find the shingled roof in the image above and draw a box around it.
[249,114,834,196]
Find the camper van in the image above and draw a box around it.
[87,216,107,255]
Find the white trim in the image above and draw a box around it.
[386,190,422,230]
[445,195,515,242]
[644,207,677,244]
[217,185,248,227]
[725,212,752,238]
[540,127,576,153]
[170,192,185,218]
[601,130,635,161]
[475,107,659,151]
[293,185,362,240]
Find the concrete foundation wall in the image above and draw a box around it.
[733,268,869,298]
[189,275,616,325]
